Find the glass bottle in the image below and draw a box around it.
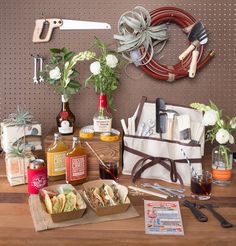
[47,132,68,181]
[212,144,233,186]
[65,136,88,185]
[56,95,75,135]
[93,93,112,133]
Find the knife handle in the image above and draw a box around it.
[207,207,233,228]
[32,18,62,43]
[189,206,208,222]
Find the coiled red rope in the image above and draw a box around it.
[139,7,214,81]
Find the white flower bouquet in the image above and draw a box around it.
[191,101,236,145]
[44,48,95,102]
[191,101,236,169]
[85,37,121,110]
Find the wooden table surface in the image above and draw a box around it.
[0,154,235,246]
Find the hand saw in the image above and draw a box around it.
[32,18,111,43]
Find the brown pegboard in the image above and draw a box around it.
[0,0,235,136]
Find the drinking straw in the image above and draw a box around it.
[85,142,118,180]
[180,148,198,176]
[128,186,168,199]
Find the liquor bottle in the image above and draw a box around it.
[47,132,68,181]
[65,136,87,185]
[93,93,112,133]
[56,95,75,135]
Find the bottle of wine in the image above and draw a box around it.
[65,136,87,185]
[93,93,112,133]
[47,132,68,181]
[56,95,75,135]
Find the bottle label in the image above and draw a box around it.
[94,118,112,132]
[212,168,232,181]
[47,151,67,176]
[66,155,87,181]
[58,120,73,134]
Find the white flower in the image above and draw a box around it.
[229,135,235,144]
[49,66,61,80]
[106,54,118,68]
[216,128,230,144]
[202,109,218,126]
[90,61,101,75]
[230,117,236,129]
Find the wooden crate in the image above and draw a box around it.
[43,129,122,179]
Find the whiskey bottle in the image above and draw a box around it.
[93,93,112,133]
[65,136,87,185]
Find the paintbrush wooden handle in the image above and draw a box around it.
[189,50,199,78]
[179,40,200,60]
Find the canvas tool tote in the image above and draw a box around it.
[122,97,204,186]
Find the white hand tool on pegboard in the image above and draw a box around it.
[32,18,111,43]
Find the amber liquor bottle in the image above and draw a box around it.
[56,95,75,135]
[47,132,68,181]
[65,136,88,185]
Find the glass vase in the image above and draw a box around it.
[212,145,233,186]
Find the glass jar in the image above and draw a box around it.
[93,93,112,133]
[212,145,233,186]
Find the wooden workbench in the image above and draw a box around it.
[0,154,235,246]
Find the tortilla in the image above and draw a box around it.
[44,193,53,214]
[57,193,66,213]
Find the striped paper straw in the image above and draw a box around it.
[180,148,198,176]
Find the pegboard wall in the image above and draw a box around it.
[0,0,235,137]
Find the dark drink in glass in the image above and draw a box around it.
[191,170,212,200]
[99,162,118,180]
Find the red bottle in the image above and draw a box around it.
[65,136,87,185]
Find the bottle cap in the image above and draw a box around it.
[100,129,120,142]
[54,132,61,138]
[79,125,95,139]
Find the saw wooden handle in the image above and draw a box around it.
[32,18,62,43]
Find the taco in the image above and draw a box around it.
[63,191,77,212]
[52,196,61,214]
[57,193,66,212]
[84,187,104,208]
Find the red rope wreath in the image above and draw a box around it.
[139,7,214,81]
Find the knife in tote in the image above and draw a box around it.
[32,18,111,43]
